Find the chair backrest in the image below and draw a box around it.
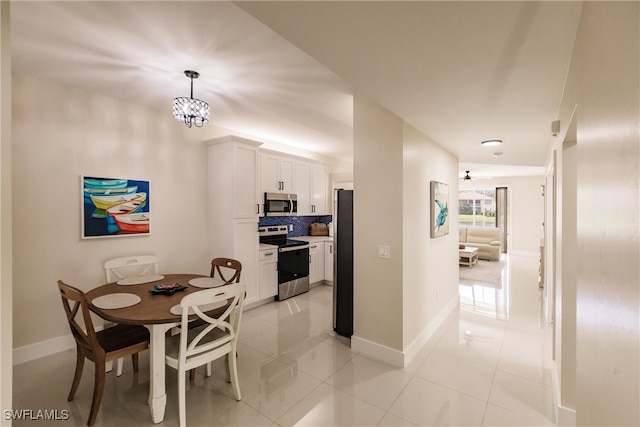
[104,255,159,282]
[209,258,242,284]
[177,284,246,364]
[57,280,101,357]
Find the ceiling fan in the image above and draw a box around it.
[462,170,474,182]
[460,170,493,182]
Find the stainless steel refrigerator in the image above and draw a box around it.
[333,189,353,337]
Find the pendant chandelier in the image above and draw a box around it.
[172,70,210,128]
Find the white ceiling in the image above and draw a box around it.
[10,1,582,176]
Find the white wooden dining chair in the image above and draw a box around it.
[104,255,159,375]
[165,284,246,427]
[104,255,159,282]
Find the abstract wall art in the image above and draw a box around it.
[430,181,449,238]
[81,176,150,239]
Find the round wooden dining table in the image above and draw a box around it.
[86,273,229,424]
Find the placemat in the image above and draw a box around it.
[117,274,165,285]
[92,293,142,309]
[188,277,226,288]
[170,300,227,316]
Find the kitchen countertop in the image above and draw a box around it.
[259,236,333,251]
[293,235,333,243]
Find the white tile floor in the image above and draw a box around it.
[13,254,555,426]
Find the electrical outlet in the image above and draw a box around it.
[289,224,293,231]
[378,245,391,259]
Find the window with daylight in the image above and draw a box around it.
[458,189,496,227]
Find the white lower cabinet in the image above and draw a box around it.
[309,242,325,284]
[232,219,259,305]
[324,242,334,283]
[259,248,278,299]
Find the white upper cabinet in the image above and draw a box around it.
[207,136,260,219]
[294,161,328,215]
[311,164,328,215]
[293,161,312,215]
[259,149,328,216]
[234,144,261,218]
[260,153,294,194]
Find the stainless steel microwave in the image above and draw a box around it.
[264,192,298,217]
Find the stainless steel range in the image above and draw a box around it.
[258,225,310,301]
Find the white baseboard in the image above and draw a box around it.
[13,334,75,365]
[510,250,539,257]
[352,294,459,368]
[557,405,576,426]
[551,360,577,426]
[403,294,459,366]
[351,335,404,367]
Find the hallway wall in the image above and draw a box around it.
[352,95,459,366]
[551,3,639,425]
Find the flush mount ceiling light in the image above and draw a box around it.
[481,139,502,147]
[173,70,210,128]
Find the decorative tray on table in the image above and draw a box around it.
[148,283,187,295]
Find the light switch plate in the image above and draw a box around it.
[378,245,391,259]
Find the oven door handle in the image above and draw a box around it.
[279,244,310,253]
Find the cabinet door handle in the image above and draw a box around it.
[256,204,260,214]
[330,246,333,254]
[265,252,274,256]
[311,245,317,248]
[309,255,311,263]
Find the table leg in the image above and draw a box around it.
[147,324,169,424]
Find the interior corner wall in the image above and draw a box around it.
[402,123,459,350]
[552,3,639,425]
[560,140,577,411]
[12,74,211,353]
[1,0,13,414]
[352,94,404,352]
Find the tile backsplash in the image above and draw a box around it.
[259,215,332,237]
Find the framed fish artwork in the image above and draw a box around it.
[430,181,449,238]
[81,175,150,239]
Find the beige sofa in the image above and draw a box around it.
[459,226,501,260]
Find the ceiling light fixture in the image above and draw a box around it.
[173,70,210,128]
[463,170,472,182]
[481,139,502,147]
